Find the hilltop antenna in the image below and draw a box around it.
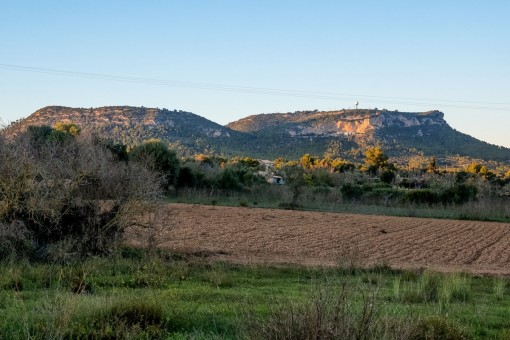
[355,101,359,110]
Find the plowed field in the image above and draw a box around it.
[132,203,510,275]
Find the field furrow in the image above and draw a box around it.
[133,203,510,275]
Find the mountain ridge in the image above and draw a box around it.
[4,106,509,163]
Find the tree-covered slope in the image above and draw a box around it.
[5,106,244,155]
[4,106,509,162]
[228,109,510,162]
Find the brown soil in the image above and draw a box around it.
[128,203,510,275]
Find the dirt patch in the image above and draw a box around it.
[127,203,510,275]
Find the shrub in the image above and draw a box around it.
[363,188,401,205]
[129,139,180,190]
[402,271,442,303]
[403,189,440,205]
[70,299,165,338]
[380,170,396,184]
[0,221,35,261]
[217,168,243,190]
[176,166,198,188]
[281,164,307,206]
[340,183,364,201]
[93,137,128,162]
[247,282,415,340]
[441,184,477,204]
[0,131,162,261]
[413,316,470,340]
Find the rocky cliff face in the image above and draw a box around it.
[228,109,447,137]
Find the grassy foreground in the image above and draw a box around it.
[1,250,510,339]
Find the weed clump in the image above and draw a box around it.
[412,315,470,340]
[400,271,471,305]
[494,277,508,300]
[246,282,415,340]
[71,299,165,338]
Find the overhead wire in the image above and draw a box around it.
[1,63,509,112]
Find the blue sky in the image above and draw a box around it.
[1,1,509,148]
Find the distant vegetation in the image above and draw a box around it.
[172,146,509,222]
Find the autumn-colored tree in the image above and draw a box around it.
[466,162,487,175]
[299,154,315,169]
[427,157,437,173]
[408,155,427,171]
[364,147,388,177]
[364,146,388,168]
[54,121,81,137]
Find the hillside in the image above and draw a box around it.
[228,109,510,162]
[5,106,243,155]
[4,106,510,163]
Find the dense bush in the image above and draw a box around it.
[129,139,180,190]
[176,166,198,188]
[0,221,35,261]
[413,316,469,340]
[380,170,396,184]
[0,128,162,261]
[340,183,364,201]
[363,188,401,204]
[217,165,263,191]
[404,189,440,206]
[94,138,129,161]
[403,185,477,206]
[441,184,478,204]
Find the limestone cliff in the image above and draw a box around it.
[228,109,447,137]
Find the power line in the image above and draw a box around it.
[1,63,510,112]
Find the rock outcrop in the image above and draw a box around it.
[228,109,447,136]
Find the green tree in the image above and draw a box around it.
[129,140,180,190]
[281,163,306,207]
[324,139,342,159]
[27,124,78,144]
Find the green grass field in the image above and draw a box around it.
[1,250,509,339]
